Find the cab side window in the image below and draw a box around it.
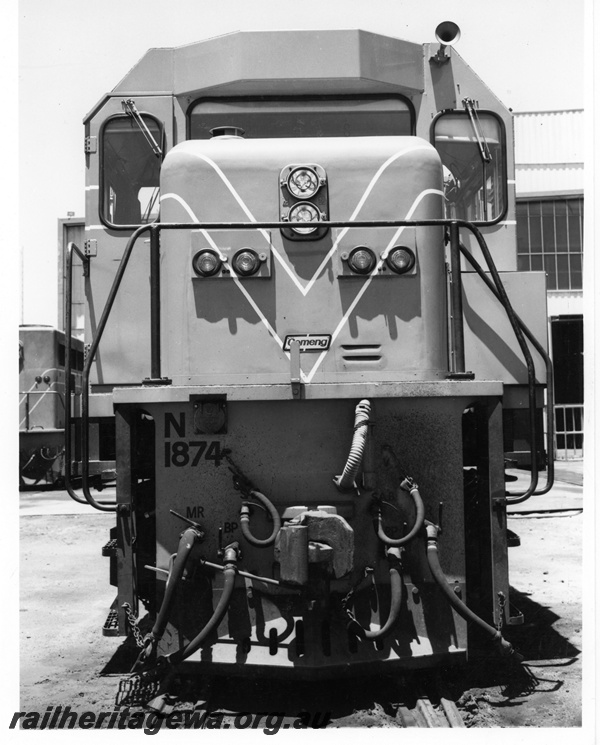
[433,110,506,224]
[100,115,162,227]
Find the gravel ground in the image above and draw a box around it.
[15,470,587,733]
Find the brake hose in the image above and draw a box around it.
[168,550,238,666]
[425,522,521,659]
[377,479,426,547]
[130,525,205,673]
[142,545,240,713]
[345,551,403,641]
[239,489,281,547]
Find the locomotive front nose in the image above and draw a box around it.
[159,134,447,386]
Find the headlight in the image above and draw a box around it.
[348,246,376,275]
[232,248,261,276]
[386,246,415,274]
[287,166,320,199]
[192,249,222,277]
[288,201,321,234]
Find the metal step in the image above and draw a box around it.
[102,538,117,557]
[102,607,119,636]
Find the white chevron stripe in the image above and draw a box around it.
[159,193,291,371]
[303,188,444,383]
[160,147,443,384]
[182,144,434,297]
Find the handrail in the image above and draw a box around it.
[20,389,65,431]
[65,217,550,509]
[65,242,117,510]
[458,241,554,498]
[462,225,541,503]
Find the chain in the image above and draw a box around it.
[122,602,145,649]
[341,566,375,621]
[496,591,506,632]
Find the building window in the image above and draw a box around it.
[516,197,583,290]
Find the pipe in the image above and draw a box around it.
[424,523,521,659]
[167,545,239,666]
[377,480,426,546]
[334,399,372,492]
[200,559,294,588]
[239,490,281,547]
[346,552,403,641]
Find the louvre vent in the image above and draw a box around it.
[341,344,382,363]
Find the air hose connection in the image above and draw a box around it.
[376,478,426,547]
[334,399,372,492]
[142,542,240,715]
[132,521,205,672]
[424,522,522,660]
[344,547,404,641]
[169,541,239,665]
[240,490,282,547]
[226,453,281,547]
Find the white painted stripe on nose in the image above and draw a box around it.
[186,143,435,297]
[303,188,444,383]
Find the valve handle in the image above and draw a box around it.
[169,509,204,535]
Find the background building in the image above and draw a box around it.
[514,109,584,459]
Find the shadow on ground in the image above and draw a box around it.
[97,584,580,727]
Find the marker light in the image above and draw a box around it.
[193,249,222,277]
[287,167,320,199]
[348,246,376,275]
[288,201,321,234]
[232,248,261,276]
[386,246,416,274]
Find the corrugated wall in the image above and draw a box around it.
[514,110,584,196]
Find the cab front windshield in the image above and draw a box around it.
[188,96,413,139]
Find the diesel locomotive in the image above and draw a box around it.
[19,325,84,488]
[65,22,553,699]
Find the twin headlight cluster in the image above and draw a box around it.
[341,245,416,276]
[192,247,267,278]
[280,164,329,241]
[192,163,416,278]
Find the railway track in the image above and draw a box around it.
[116,670,466,729]
[397,680,466,727]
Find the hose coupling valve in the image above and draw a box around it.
[400,476,417,492]
[222,541,241,565]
